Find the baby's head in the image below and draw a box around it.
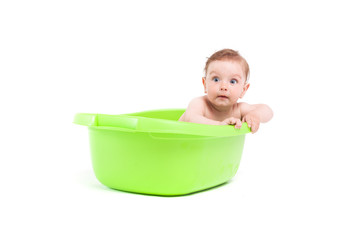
[202,49,250,108]
[204,49,250,83]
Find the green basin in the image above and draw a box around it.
[74,109,250,196]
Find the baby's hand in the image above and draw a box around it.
[242,113,260,133]
[220,117,242,129]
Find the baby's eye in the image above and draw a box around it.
[213,77,220,82]
[230,79,238,84]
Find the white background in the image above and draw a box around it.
[1,0,359,239]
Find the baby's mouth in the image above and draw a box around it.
[217,95,229,99]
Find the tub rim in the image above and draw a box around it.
[74,109,251,137]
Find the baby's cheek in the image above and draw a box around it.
[208,90,218,97]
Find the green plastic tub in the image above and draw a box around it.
[74,109,250,196]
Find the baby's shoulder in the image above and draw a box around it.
[237,101,257,117]
[185,96,207,115]
[237,101,251,109]
[188,96,207,107]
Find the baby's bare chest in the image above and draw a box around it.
[203,105,241,121]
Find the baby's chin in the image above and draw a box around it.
[210,97,237,107]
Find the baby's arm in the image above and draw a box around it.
[239,103,273,133]
[180,97,242,128]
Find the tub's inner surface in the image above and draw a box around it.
[74,109,250,137]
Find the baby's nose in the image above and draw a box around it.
[220,83,228,91]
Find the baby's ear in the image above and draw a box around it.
[202,77,207,93]
[240,83,250,98]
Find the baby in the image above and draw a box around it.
[179,49,273,133]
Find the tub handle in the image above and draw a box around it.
[73,113,98,126]
[73,113,138,130]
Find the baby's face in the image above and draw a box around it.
[203,60,249,109]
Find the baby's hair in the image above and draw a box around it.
[204,49,250,82]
